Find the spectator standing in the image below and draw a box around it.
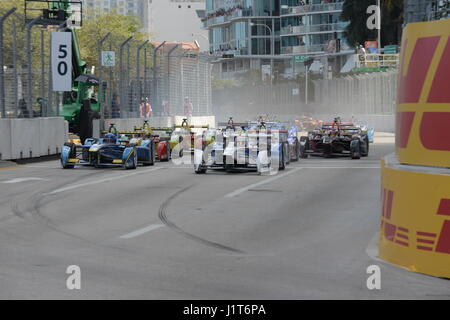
[183,97,193,117]
[140,98,152,118]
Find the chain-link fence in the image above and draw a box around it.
[212,82,306,120]
[212,70,398,121]
[153,44,212,117]
[0,9,58,119]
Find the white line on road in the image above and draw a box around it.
[46,167,162,195]
[119,224,164,239]
[300,166,379,169]
[2,177,49,184]
[224,167,303,198]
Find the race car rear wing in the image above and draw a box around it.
[217,122,248,128]
[174,124,209,129]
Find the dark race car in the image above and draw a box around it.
[299,117,369,159]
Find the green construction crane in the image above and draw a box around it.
[25,0,104,135]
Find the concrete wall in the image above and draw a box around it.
[0,118,68,160]
[0,119,12,160]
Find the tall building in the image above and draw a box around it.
[202,0,350,79]
[81,0,151,33]
[149,0,209,50]
[404,0,449,23]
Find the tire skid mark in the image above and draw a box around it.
[158,185,246,254]
[8,170,112,245]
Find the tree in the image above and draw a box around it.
[1,2,153,113]
[77,9,151,68]
[341,0,403,48]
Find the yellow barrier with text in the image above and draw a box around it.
[379,157,450,278]
[396,19,450,168]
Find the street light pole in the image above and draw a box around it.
[377,0,381,53]
[98,32,110,122]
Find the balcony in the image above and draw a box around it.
[202,8,253,28]
[281,44,324,54]
[281,22,348,35]
[281,2,344,16]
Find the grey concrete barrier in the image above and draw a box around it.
[0,119,12,160]
[0,117,68,160]
[10,118,40,159]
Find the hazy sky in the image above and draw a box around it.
[149,0,209,50]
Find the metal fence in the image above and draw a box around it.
[0,9,58,119]
[404,0,449,24]
[212,82,307,120]
[153,47,213,117]
[212,70,398,120]
[0,8,213,120]
[312,70,398,115]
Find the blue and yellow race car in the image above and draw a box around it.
[61,131,155,169]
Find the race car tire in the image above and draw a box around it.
[299,137,309,159]
[142,142,155,166]
[194,162,207,174]
[166,144,171,161]
[152,141,156,165]
[291,139,299,162]
[350,140,361,160]
[62,142,76,169]
[124,149,138,170]
[279,146,286,171]
[284,143,290,166]
[62,162,75,169]
[361,137,369,157]
[63,142,76,158]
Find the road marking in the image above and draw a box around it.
[119,224,164,239]
[300,166,379,169]
[46,167,162,195]
[2,177,49,184]
[224,167,302,198]
[25,165,55,168]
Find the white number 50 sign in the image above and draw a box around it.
[52,32,72,92]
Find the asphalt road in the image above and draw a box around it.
[0,136,449,299]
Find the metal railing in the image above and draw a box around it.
[355,54,400,69]
[281,44,325,54]
[0,6,212,119]
[281,22,348,35]
[281,2,344,16]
